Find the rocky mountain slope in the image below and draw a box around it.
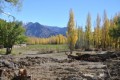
[24,22,67,38]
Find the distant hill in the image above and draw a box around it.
[24,22,67,38]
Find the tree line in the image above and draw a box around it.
[67,10,120,53]
[27,34,67,45]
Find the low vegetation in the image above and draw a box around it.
[0,44,68,55]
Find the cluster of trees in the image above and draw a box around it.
[67,9,120,53]
[74,11,120,50]
[109,14,120,48]
[27,34,67,45]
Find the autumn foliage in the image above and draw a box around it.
[76,11,120,50]
[27,34,67,45]
[27,10,120,50]
[67,9,78,54]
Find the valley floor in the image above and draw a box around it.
[0,51,120,80]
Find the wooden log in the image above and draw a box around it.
[18,68,27,77]
[12,68,31,80]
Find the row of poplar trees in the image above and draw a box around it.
[27,34,67,45]
[67,9,120,52]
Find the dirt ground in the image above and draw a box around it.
[0,51,120,80]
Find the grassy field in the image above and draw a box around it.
[26,44,68,50]
[0,44,68,55]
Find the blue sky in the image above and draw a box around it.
[0,0,120,28]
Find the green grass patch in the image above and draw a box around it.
[0,44,68,55]
[26,44,68,51]
[0,49,6,54]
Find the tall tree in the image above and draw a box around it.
[85,12,92,49]
[67,9,78,54]
[93,27,97,47]
[109,19,116,48]
[94,14,101,48]
[102,10,110,48]
[0,19,26,54]
[109,14,120,49]
[75,26,84,49]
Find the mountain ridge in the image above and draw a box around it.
[24,22,67,38]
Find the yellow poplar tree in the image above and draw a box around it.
[67,9,78,54]
[102,10,110,48]
[85,12,92,49]
[95,14,101,48]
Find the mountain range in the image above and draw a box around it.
[24,22,67,38]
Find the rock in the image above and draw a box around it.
[0,60,15,68]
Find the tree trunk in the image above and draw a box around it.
[88,40,89,49]
[6,47,12,55]
[118,38,120,49]
[115,38,118,49]
[104,41,106,49]
[94,40,96,48]
[70,50,72,54]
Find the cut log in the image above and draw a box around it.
[12,68,31,80]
